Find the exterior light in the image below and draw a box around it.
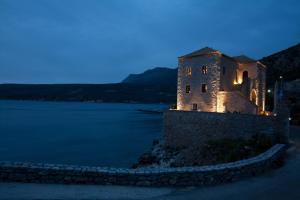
[267,89,271,93]
[279,76,283,79]
[274,113,277,116]
[289,117,292,121]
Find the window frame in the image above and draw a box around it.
[186,66,192,76]
[202,65,208,74]
[186,85,191,94]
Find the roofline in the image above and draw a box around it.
[257,61,267,68]
[178,51,220,59]
[178,48,265,66]
[178,52,237,63]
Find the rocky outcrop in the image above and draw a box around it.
[134,133,274,169]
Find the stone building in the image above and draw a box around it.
[177,47,266,114]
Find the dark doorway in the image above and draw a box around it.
[242,71,248,82]
[192,104,198,110]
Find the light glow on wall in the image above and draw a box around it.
[233,80,241,85]
[177,61,184,110]
[217,93,226,113]
[233,70,243,85]
[250,89,258,105]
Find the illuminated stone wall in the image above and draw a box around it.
[177,54,221,112]
[257,63,266,112]
[217,91,257,114]
[176,58,184,110]
[236,62,258,82]
[176,51,266,114]
[235,62,266,113]
[219,56,238,91]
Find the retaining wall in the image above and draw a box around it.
[0,144,286,187]
[164,110,276,149]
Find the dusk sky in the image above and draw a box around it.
[1,0,300,84]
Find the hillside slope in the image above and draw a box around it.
[122,67,177,86]
[260,43,300,87]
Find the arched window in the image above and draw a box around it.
[202,66,208,74]
[186,66,191,76]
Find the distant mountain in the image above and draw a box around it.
[260,43,300,87]
[0,83,176,104]
[122,67,177,86]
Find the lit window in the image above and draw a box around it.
[202,84,207,93]
[192,104,198,110]
[186,66,192,76]
[186,85,191,93]
[202,66,208,74]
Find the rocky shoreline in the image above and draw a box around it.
[133,135,273,169]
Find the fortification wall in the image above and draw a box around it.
[164,110,275,149]
[0,144,286,186]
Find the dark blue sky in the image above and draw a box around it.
[1,0,300,83]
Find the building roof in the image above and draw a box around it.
[233,55,257,63]
[179,47,221,58]
[179,47,259,66]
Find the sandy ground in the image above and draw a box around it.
[0,126,299,200]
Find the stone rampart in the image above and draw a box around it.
[164,110,276,149]
[0,144,286,186]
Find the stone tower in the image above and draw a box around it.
[177,47,266,115]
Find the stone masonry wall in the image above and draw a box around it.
[164,110,275,149]
[177,55,221,112]
[0,144,286,187]
[257,63,266,112]
[217,91,257,114]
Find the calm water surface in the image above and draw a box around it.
[0,100,166,167]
